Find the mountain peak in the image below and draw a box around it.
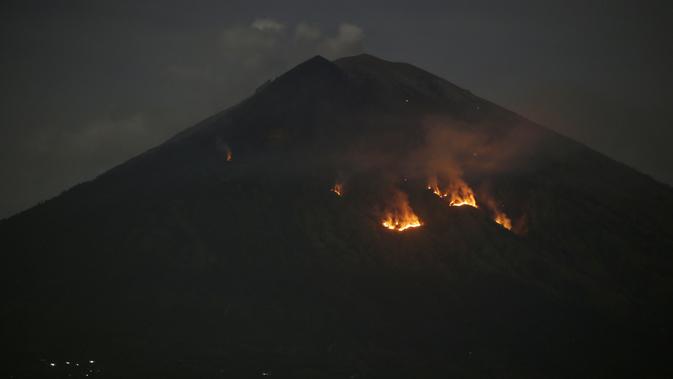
[306,54,331,64]
[335,53,388,63]
[286,54,337,74]
[4,51,673,378]
[270,54,343,88]
[334,53,400,71]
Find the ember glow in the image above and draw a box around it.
[483,198,513,231]
[216,138,233,161]
[331,183,343,196]
[494,211,512,230]
[427,177,478,208]
[381,191,422,232]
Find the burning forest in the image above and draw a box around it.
[422,174,515,231]
[381,190,423,232]
[330,182,343,196]
[7,53,669,379]
[427,176,479,208]
[493,211,512,230]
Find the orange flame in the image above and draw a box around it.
[494,211,512,230]
[427,176,444,198]
[483,197,513,231]
[216,138,233,161]
[447,182,478,208]
[427,177,478,208]
[381,191,422,232]
[331,183,343,196]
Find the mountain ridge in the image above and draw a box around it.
[2,53,673,378]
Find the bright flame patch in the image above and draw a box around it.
[494,211,512,230]
[331,183,343,196]
[381,191,422,232]
[428,177,478,208]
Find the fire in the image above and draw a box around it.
[483,197,513,231]
[381,191,422,232]
[216,138,233,161]
[494,211,512,230]
[428,175,513,231]
[447,182,478,208]
[427,177,478,208]
[331,183,343,196]
[427,177,444,198]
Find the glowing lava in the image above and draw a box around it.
[331,183,343,196]
[428,177,478,208]
[381,191,422,232]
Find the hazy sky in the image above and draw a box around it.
[1,0,671,218]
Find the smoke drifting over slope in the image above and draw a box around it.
[315,109,551,234]
[2,54,673,378]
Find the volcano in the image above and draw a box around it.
[3,54,673,378]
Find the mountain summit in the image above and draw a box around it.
[3,54,673,378]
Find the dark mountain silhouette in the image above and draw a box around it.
[2,54,673,378]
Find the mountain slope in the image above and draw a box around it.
[2,54,673,378]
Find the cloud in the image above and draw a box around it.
[251,18,286,32]
[294,23,322,42]
[220,20,285,54]
[1,18,366,218]
[318,23,365,59]
[163,19,366,88]
[164,18,366,107]
[223,18,365,60]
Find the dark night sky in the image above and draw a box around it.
[1,0,671,218]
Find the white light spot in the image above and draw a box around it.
[89,360,95,364]
[66,361,70,365]
[50,363,56,367]
[404,99,409,103]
